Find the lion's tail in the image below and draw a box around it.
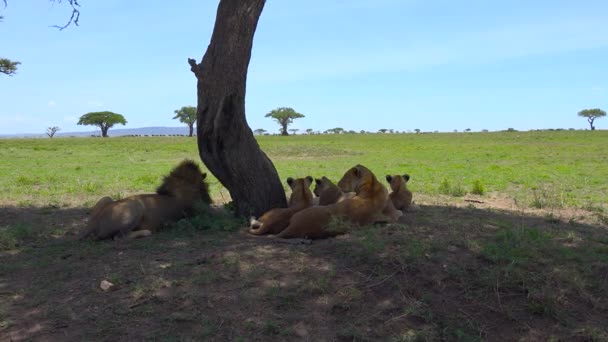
[248,216,269,235]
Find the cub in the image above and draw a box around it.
[313,176,355,206]
[248,176,314,236]
[386,174,413,211]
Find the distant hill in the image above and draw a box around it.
[0,127,193,138]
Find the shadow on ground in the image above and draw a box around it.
[1,203,607,341]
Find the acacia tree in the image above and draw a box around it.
[188,0,287,217]
[265,107,305,136]
[46,126,60,138]
[578,108,606,130]
[77,111,127,137]
[173,106,197,137]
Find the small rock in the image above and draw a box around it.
[293,322,308,337]
[100,280,115,291]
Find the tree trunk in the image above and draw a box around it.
[188,124,194,137]
[189,0,287,217]
[589,118,595,130]
[281,124,289,136]
[101,124,109,138]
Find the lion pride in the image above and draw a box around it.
[78,159,211,240]
[248,176,314,235]
[313,176,355,206]
[386,174,413,212]
[277,165,389,239]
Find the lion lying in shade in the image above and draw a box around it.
[79,159,211,240]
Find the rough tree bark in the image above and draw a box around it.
[188,0,287,217]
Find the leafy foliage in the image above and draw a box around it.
[77,111,127,137]
[0,58,20,76]
[172,106,197,137]
[578,108,606,130]
[264,107,304,136]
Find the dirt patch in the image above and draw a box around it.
[1,200,607,341]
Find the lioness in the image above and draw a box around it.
[386,174,413,212]
[313,176,355,206]
[249,176,313,235]
[339,166,403,223]
[79,159,211,240]
[277,165,389,239]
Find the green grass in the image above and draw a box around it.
[0,131,607,210]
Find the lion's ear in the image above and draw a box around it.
[286,177,294,186]
[386,175,392,183]
[305,176,313,186]
[352,166,361,178]
[403,174,410,182]
[315,178,322,185]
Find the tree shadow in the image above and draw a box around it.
[1,203,607,341]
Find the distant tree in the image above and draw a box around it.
[253,128,267,135]
[454,129,458,133]
[289,128,299,135]
[46,126,60,138]
[173,106,197,137]
[578,108,606,130]
[482,129,489,132]
[414,129,420,133]
[378,129,388,134]
[347,130,356,134]
[506,128,517,132]
[325,127,344,134]
[305,128,314,135]
[465,128,471,132]
[264,107,304,136]
[388,129,394,134]
[77,111,127,138]
[360,130,366,134]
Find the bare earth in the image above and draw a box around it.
[1,197,607,341]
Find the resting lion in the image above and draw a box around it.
[313,176,355,206]
[79,159,211,240]
[248,176,313,235]
[276,165,390,239]
[386,174,413,212]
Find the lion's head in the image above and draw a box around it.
[337,164,378,193]
[386,174,410,192]
[286,176,313,208]
[156,159,212,204]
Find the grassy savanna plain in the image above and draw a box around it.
[1,131,608,341]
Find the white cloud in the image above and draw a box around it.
[47,100,56,107]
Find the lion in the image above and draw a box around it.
[386,174,413,212]
[313,176,355,206]
[276,164,390,239]
[78,159,211,240]
[248,176,313,236]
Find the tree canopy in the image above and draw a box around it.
[77,111,127,137]
[173,106,197,137]
[578,108,606,130]
[264,107,304,136]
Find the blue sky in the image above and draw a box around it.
[1,0,607,135]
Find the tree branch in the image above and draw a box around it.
[188,58,200,77]
[49,0,80,30]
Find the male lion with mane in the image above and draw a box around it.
[276,164,390,239]
[79,159,211,240]
[249,176,314,236]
